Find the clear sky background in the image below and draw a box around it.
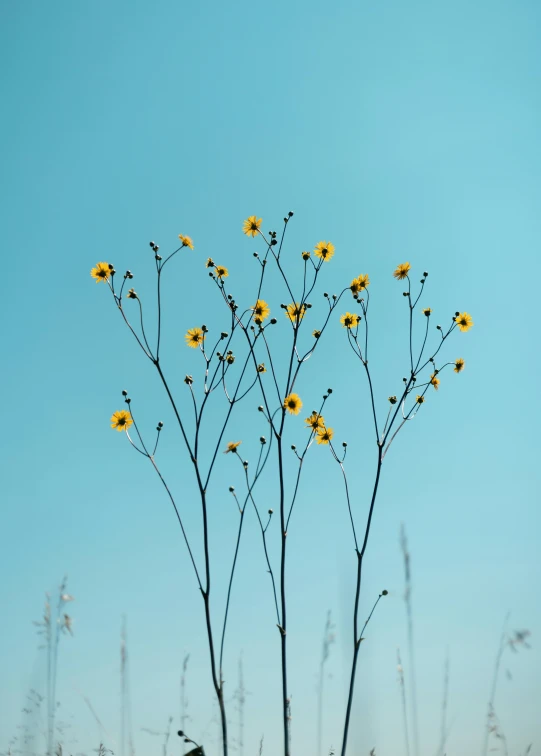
[1,1,540,755]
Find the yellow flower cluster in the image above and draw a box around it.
[340,312,361,329]
[224,441,242,454]
[285,303,307,323]
[350,274,369,295]
[393,262,411,280]
[314,241,335,262]
[90,262,111,283]
[110,410,133,431]
[304,412,333,444]
[252,299,270,324]
[455,312,473,332]
[284,393,302,415]
[185,327,205,348]
[243,216,262,237]
[178,234,194,250]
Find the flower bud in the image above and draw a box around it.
[382,589,388,596]
[122,390,128,396]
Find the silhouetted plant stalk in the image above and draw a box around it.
[180,654,190,756]
[120,617,135,756]
[482,616,531,756]
[400,525,420,756]
[317,611,335,756]
[396,648,411,756]
[33,577,74,756]
[92,215,472,756]
[437,650,450,756]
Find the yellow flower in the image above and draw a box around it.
[215,265,228,279]
[284,393,302,415]
[257,363,267,373]
[206,257,215,268]
[185,327,205,348]
[178,234,194,250]
[252,299,270,324]
[90,262,111,283]
[393,262,411,280]
[305,412,325,431]
[224,441,242,454]
[312,329,321,339]
[350,274,369,294]
[285,303,306,322]
[340,312,361,329]
[302,251,311,260]
[243,216,262,237]
[316,427,334,445]
[454,358,465,373]
[110,410,133,432]
[314,241,335,261]
[430,374,440,390]
[423,307,432,317]
[416,395,425,404]
[455,312,473,332]
[127,288,137,299]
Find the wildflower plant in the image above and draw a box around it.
[91,212,473,756]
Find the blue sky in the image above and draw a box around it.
[1,1,540,755]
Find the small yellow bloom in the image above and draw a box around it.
[90,262,111,283]
[257,363,267,373]
[393,262,411,280]
[110,410,133,432]
[312,329,321,339]
[302,251,311,260]
[350,274,369,294]
[224,441,242,454]
[284,393,303,415]
[252,299,270,324]
[285,303,306,323]
[243,216,262,237]
[127,288,137,299]
[340,312,361,329]
[305,412,325,431]
[416,395,425,404]
[423,307,432,317]
[454,358,465,373]
[185,327,205,348]
[178,234,194,250]
[314,241,335,261]
[215,265,228,279]
[316,427,334,445]
[206,257,215,268]
[455,312,473,332]
[430,374,440,390]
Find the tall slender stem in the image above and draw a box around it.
[340,446,382,756]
